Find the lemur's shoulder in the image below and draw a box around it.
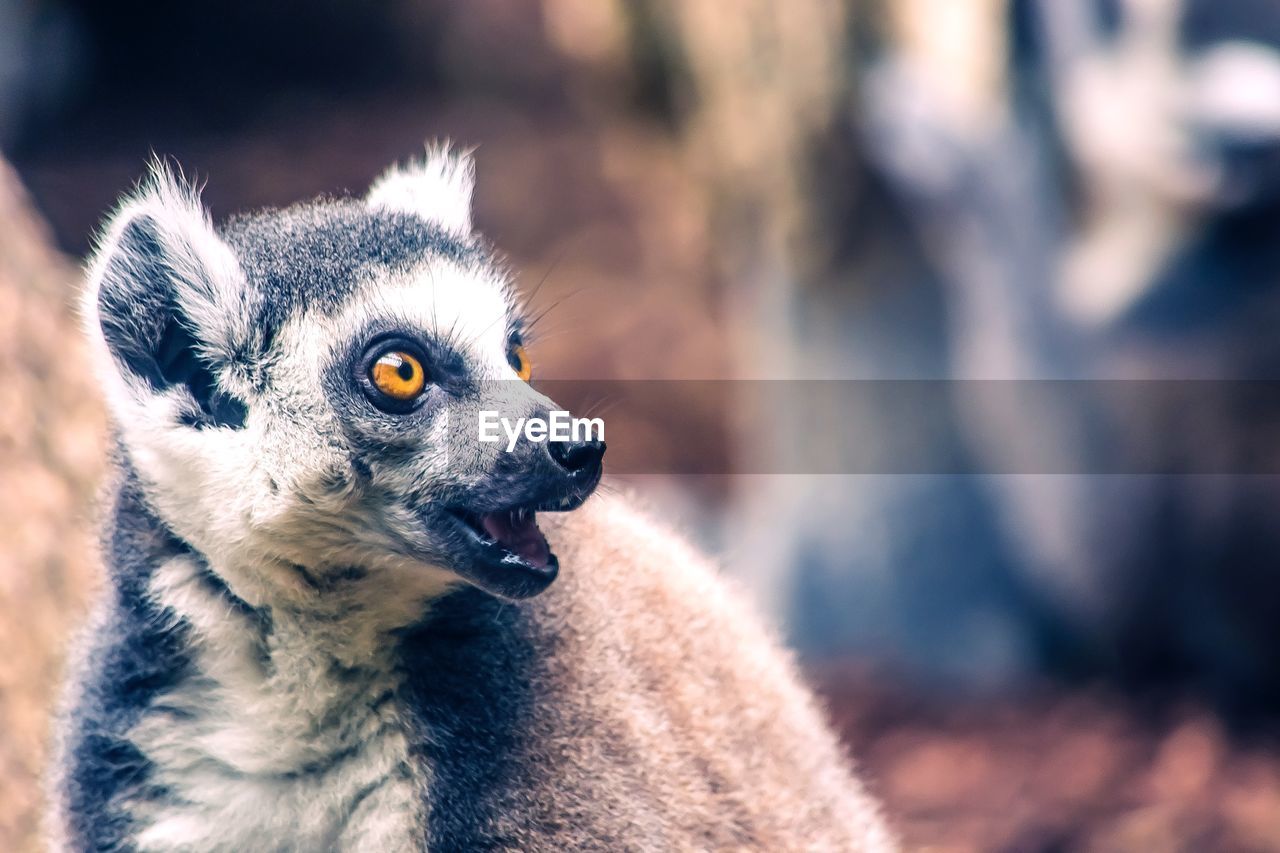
[518,493,897,850]
[47,469,196,852]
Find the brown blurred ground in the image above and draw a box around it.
[820,666,1280,852]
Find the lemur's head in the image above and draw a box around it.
[85,147,603,605]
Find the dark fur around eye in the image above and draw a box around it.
[356,335,433,414]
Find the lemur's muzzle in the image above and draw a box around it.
[546,436,606,496]
[435,428,605,600]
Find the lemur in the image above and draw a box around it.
[48,147,895,852]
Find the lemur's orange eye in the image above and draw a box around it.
[370,350,426,400]
[507,344,532,382]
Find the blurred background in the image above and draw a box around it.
[4,0,1280,849]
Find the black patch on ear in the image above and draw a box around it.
[98,217,173,389]
[159,319,248,429]
[174,383,248,430]
[98,215,248,429]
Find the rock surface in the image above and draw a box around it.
[0,158,105,852]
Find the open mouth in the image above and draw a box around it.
[449,506,553,571]
[439,498,579,600]
[436,470,600,600]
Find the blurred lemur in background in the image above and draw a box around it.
[47,148,894,851]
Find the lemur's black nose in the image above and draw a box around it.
[549,438,606,478]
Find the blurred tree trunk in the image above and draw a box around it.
[0,157,105,851]
[639,1,869,615]
[632,1,1041,683]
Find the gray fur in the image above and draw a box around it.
[50,149,896,851]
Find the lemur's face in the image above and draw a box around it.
[85,149,602,604]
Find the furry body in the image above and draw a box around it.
[50,150,894,851]
[55,475,892,851]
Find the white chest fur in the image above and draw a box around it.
[125,556,428,852]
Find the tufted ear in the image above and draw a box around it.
[366,142,476,238]
[84,162,256,427]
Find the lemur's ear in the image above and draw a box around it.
[366,142,476,238]
[85,162,255,427]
